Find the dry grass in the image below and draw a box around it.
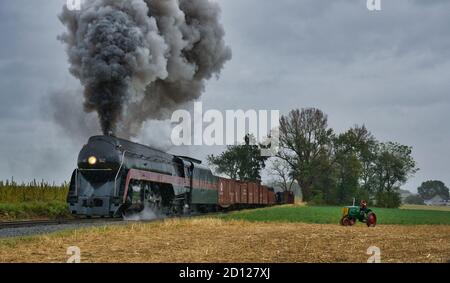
[0,218,449,263]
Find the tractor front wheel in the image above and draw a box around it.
[340,216,351,226]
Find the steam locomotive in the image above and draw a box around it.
[67,135,294,217]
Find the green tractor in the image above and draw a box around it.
[340,200,377,227]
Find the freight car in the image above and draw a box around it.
[67,135,293,218]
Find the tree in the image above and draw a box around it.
[207,135,268,182]
[404,194,425,205]
[310,152,336,204]
[267,159,295,192]
[343,125,378,196]
[375,190,402,208]
[330,127,373,205]
[278,108,334,202]
[417,180,450,201]
[370,142,418,208]
[334,128,418,208]
[373,142,418,193]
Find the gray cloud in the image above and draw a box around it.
[0,0,449,193]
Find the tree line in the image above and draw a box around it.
[208,108,419,208]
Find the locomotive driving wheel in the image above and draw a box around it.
[147,187,162,211]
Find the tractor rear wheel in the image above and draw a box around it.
[366,212,377,227]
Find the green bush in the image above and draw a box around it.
[404,194,425,205]
[375,191,402,208]
[309,191,325,205]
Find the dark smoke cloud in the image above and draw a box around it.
[58,0,231,137]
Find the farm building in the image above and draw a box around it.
[424,195,448,206]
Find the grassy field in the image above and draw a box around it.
[0,218,449,263]
[0,201,70,221]
[401,204,450,212]
[220,205,450,225]
[0,180,69,221]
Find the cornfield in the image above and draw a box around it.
[0,178,68,203]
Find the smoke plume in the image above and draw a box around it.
[58,0,231,137]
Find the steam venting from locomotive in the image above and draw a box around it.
[58,0,231,137]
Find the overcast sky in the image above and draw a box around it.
[0,0,449,192]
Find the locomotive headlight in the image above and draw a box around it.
[88,156,97,165]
